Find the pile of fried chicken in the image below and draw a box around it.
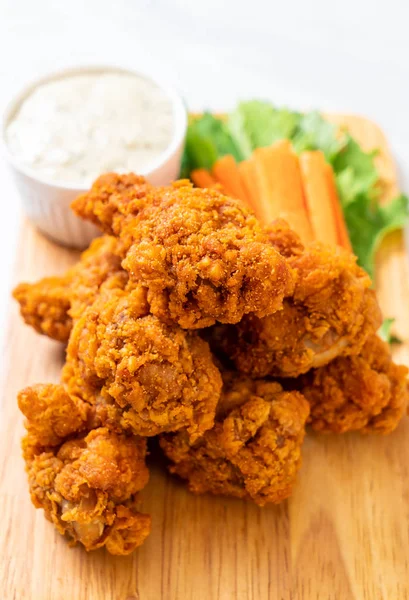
[14,174,409,555]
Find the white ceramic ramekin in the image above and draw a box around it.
[1,65,188,249]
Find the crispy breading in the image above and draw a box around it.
[67,236,126,321]
[14,177,406,555]
[13,235,125,342]
[13,276,72,342]
[266,218,305,258]
[73,176,294,328]
[63,286,222,440]
[210,222,381,377]
[18,384,89,448]
[160,373,309,505]
[72,172,153,235]
[19,384,151,555]
[300,334,409,433]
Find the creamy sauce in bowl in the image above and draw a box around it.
[5,71,175,185]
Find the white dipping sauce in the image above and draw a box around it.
[6,72,175,185]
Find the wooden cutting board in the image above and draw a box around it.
[1,117,409,600]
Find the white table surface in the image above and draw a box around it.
[1,0,409,349]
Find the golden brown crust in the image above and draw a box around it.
[72,172,152,235]
[266,218,304,258]
[122,184,294,328]
[68,235,126,320]
[18,384,89,449]
[63,286,222,441]
[13,277,72,342]
[14,174,404,554]
[300,334,409,434]
[160,374,309,505]
[211,234,382,377]
[13,235,125,342]
[19,384,151,555]
[73,176,294,328]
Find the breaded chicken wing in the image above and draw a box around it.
[265,218,305,258]
[73,176,294,328]
[63,286,222,441]
[13,275,72,342]
[71,172,152,235]
[18,384,151,555]
[210,221,381,377]
[160,373,309,505]
[13,235,125,342]
[299,335,409,433]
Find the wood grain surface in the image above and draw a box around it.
[1,117,409,600]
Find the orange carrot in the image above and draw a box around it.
[300,151,351,250]
[253,141,314,243]
[300,151,339,246]
[323,161,352,251]
[191,168,217,189]
[212,155,252,209]
[238,159,259,212]
[191,169,227,196]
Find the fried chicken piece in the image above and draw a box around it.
[160,373,309,506]
[266,218,305,258]
[72,172,153,235]
[299,334,409,434]
[13,235,125,342]
[73,176,294,328]
[18,384,151,555]
[210,221,382,377]
[63,286,222,441]
[13,276,72,342]
[67,236,126,321]
[19,383,90,446]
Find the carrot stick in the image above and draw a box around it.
[300,151,352,250]
[300,151,340,247]
[190,169,227,196]
[238,159,259,212]
[253,141,314,243]
[191,168,217,189]
[212,155,252,209]
[323,161,352,251]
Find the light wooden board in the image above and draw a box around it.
[1,117,409,600]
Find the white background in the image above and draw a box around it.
[1,0,409,343]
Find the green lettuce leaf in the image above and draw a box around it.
[181,113,242,176]
[291,111,343,160]
[333,136,379,206]
[344,193,409,278]
[180,144,193,179]
[228,101,301,157]
[378,318,402,344]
